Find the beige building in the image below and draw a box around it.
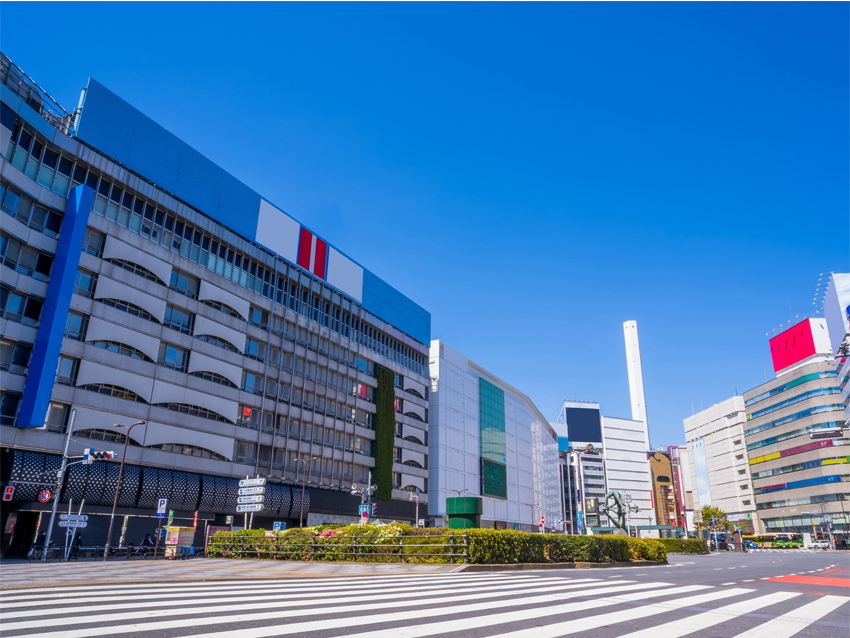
[683,396,757,533]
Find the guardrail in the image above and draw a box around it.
[207,533,469,564]
[27,545,203,562]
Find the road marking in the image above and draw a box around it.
[733,595,849,638]
[743,579,755,582]
[318,586,733,638]
[613,592,801,638]
[766,575,850,588]
[16,581,685,638]
[0,579,617,631]
[722,582,736,586]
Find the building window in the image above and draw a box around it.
[1,181,63,238]
[1,233,53,282]
[249,306,268,329]
[163,305,194,334]
[44,402,70,433]
[89,340,153,362]
[241,371,264,396]
[73,268,97,298]
[64,312,88,341]
[55,355,80,385]
[99,298,159,323]
[1,286,43,326]
[200,299,243,319]
[148,442,226,461]
[234,440,257,464]
[169,269,199,299]
[82,228,106,257]
[79,383,147,403]
[195,334,238,352]
[245,338,266,362]
[189,370,236,388]
[155,403,231,423]
[107,258,164,285]
[0,339,32,371]
[0,391,21,426]
[158,343,189,372]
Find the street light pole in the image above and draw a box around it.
[42,409,76,562]
[295,457,318,527]
[103,420,144,560]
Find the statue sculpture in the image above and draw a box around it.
[598,490,639,531]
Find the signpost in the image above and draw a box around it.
[236,503,264,513]
[59,514,88,522]
[237,478,266,527]
[238,487,265,496]
[38,490,50,503]
[359,505,368,518]
[154,498,167,557]
[239,478,266,488]
[237,495,265,504]
[58,520,87,528]
[273,522,285,531]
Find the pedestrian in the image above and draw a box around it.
[36,531,46,547]
[140,533,154,547]
[841,537,847,550]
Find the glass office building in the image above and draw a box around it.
[0,53,431,552]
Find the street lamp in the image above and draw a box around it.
[104,420,145,560]
[294,457,318,527]
[449,489,469,497]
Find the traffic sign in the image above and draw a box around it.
[236,503,264,513]
[238,487,266,496]
[38,490,50,503]
[237,495,265,504]
[623,494,632,503]
[273,522,285,531]
[156,498,168,518]
[59,514,88,522]
[239,478,266,488]
[58,521,87,528]
[359,505,368,518]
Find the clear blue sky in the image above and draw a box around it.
[3,3,847,446]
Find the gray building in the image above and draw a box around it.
[0,53,431,554]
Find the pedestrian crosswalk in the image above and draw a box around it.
[747,548,825,554]
[0,571,846,638]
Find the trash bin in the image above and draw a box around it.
[164,527,194,560]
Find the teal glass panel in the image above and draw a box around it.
[479,378,506,464]
[481,458,507,499]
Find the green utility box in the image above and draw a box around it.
[446,496,483,529]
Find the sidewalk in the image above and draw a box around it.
[0,558,465,588]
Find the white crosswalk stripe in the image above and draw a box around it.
[747,549,824,553]
[0,572,846,638]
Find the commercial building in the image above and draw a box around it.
[0,54,431,554]
[552,401,607,534]
[743,318,848,538]
[600,415,655,532]
[682,396,757,534]
[428,341,562,531]
[824,272,850,423]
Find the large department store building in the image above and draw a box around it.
[0,54,432,552]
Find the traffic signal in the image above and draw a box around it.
[2,486,14,501]
[90,451,114,461]
[371,503,377,517]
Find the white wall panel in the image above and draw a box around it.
[401,473,425,491]
[255,199,300,264]
[187,350,242,388]
[326,247,363,302]
[194,315,245,353]
[102,236,173,285]
[76,359,154,403]
[143,421,234,460]
[404,401,426,421]
[94,277,167,322]
[69,405,147,444]
[84,315,161,362]
[151,379,238,424]
[198,280,250,321]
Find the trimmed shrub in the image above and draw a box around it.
[207,525,666,564]
[655,538,709,554]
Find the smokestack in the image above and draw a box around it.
[623,320,649,433]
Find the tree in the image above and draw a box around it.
[700,505,732,531]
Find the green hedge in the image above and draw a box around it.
[207,524,667,564]
[654,538,709,554]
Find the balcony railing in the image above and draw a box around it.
[1,52,74,135]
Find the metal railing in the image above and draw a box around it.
[28,545,203,562]
[0,52,75,135]
[208,533,468,564]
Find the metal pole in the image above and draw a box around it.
[104,421,143,560]
[565,454,573,534]
[43,409,76,562]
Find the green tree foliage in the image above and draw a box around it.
[373,366,396,501]
[700,505,732,531]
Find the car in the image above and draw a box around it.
[806,540,830,550]
[744,540,758,550]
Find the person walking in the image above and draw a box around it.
[139,533,155,556]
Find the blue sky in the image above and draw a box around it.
[3,3,847,446]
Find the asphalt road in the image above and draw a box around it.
[0,550,846,638]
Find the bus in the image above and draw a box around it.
[742,533,803,549]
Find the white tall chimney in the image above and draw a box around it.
[623,320,650,448]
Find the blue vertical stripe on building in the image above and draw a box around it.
[17,184,94,428]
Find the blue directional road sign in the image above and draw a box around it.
[359,505,368,518]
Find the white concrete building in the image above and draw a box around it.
[428,341,561,531]
[682,396,757,532]
[600,415,655,530]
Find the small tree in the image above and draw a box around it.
[700,505,731,531]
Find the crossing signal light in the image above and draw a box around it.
[371,503,377,517]
[2,486,14,501]
[90,451,114,461]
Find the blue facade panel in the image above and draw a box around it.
[75,79,261,240]
[17,185,94,428]
[362,271,430,346]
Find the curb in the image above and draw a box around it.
[458,560,667,572]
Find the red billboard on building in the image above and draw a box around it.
[769,319,831,374]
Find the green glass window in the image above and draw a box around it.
[479,378,507,498]
[481,458,507,499]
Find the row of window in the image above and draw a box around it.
[744,405,844,437]
[0,284,43,326]
[0,180,63,239]
[756,491,848,510]
[0,232,53,282]
[5,121,79,197]
[746,421,845,452]
[752,456,849,480]
[745,371,838,407]
[0,338,32,371]
[747,387,842,420]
